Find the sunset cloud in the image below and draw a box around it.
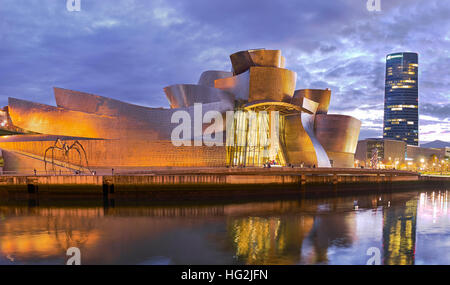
[0,0,448,142]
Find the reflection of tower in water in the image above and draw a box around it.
[382,198,418,265]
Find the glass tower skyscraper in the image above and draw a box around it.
[383,52,419,146]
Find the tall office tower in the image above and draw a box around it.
[383,52,419,146]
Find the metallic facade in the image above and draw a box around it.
[0,49,361,172]
[355,138,406,168]
[164,84,235,108]
[292,89,331,114]
[383,52,419,146]
[315,115,362,168]
[197,70,233,87]
[230,49,283,75]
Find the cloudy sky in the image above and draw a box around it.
[0,0,449,142]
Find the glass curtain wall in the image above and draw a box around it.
[226,110,286,167]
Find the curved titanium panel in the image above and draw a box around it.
[284,114,318,167]
[197,70,233,87]
[164,84,235,108]
[283,98,330,167]
[9,96,234,141]
[54,87,158,117]
[248,67,296,103]
[301,113,331,167]
[249,49,282,67]
[291,89,331,114]
[55,87,234,130]
[53,89,183,139]
[8,97,121,139]
[230,50,253,75]
[215,67,296,103]
[214,70,250,101]
[315,114,361,153]
[315,114,361,168]
[280,56,286,68]
[230,49,282,75]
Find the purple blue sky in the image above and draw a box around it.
[0,0,449,142]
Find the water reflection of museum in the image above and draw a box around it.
[229,197,418,265]
[0,192,427,265]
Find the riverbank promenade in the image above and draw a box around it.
[0,168,448,199]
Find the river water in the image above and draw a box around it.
[0,187,449,265]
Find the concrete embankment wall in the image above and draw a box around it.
[0,169,447,199]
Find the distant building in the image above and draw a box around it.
[356,138,447,169]
[355,138,406,168]
[406,145,446,161]
[383,52,419,146]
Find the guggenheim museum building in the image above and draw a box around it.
[0,49,361,173]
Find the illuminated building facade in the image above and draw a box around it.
[383,52,419,146]
[355,138,447,170]
[355,138,406,168]
[0,49,361,172]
